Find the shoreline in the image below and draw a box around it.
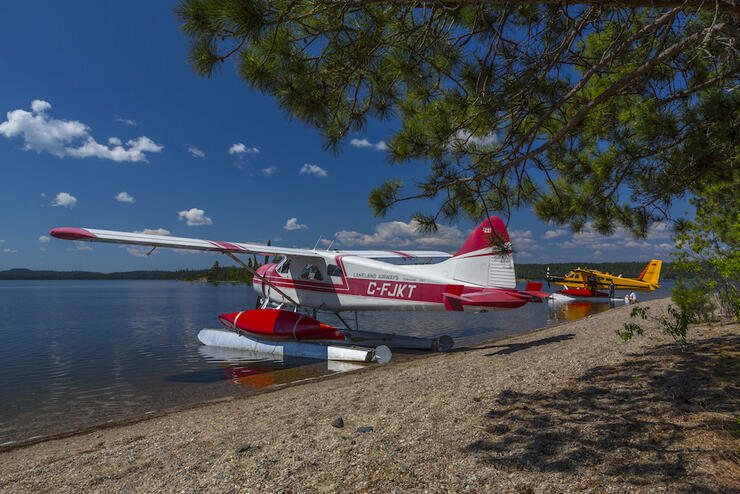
[0,310,572,453]
[2,297,737,492]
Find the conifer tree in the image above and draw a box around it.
[176,0,737,237]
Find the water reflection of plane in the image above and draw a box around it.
[197,346,366,387]
[547,297,621,323]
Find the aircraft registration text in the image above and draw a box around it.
[366,282,417,298]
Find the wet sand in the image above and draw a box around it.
[1,297,738,492]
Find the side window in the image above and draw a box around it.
[300,264,323,281]
[327,264,343,277]
[277,258,291,275]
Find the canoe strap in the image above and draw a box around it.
[233,311,244,332]
[292,316,305,340]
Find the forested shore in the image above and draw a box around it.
[0,261,685,282]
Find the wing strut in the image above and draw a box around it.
[222,252,301,307]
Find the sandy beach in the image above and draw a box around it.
[1,296,737,493]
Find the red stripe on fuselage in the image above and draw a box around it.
[257,272,526,307]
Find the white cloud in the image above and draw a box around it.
[2,101,87,156]
[262,166,277,177]
[0,240,4,243]
[39,235,50,243]
[449,129,498,150]
[543,228,569,239]
[187,145,205,159]
[115,191,135,203]
[65,136,162,162]
[178,208,212,226]
[623,240,651,249]
[3,248,17,253]
[134,228,170,236]
[646,221,673,240]
[52,192,77,208]
[561,221,675,258]
[350,138,371,148]
[509,229,542,252]
[349,138,388,151]
[125,246,153,257]
[333,220,466,249]
[115,117,137,127]
[31,100,51,113]
[299,163,327,177]
[69,241,92,251]
[284,218,308,231]
[0,101,162,162]
[229,142,259,155]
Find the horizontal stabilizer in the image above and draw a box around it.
[441,288,531,310]
[442,292,468,311]
[522,282,550,301]
[463,291,530,304]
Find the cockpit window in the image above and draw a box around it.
[276,258,291,274]
[300,264,323,281]
[327,264,343,277]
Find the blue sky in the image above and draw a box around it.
[0,2,684,272]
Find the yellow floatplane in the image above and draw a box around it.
[546,260,662,299]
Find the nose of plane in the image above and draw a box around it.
[255,264,271,277]
[252,263,278,304]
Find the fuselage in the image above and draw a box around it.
[253,253,528,312]
[554,270,658,292]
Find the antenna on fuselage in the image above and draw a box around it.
[313,236,322,250]
[326,239,335,250]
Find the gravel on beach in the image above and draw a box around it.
[1,297,738,493]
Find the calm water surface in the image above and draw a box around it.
[0,279,672,444]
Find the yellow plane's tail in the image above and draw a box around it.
[637,259,662,287]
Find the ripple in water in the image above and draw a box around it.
[0,279,672,444]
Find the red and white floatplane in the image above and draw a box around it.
[50,216,549,363]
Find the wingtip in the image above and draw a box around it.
[50,227,96,240]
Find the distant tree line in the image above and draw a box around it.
[516,262,685,281]
[1,260,685,282]
[0,260,261,283]
[200,260,255,283]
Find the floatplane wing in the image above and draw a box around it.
[49,227,452,260]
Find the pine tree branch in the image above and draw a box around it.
[333,0,740,20]
[509,7,681,162]
[658,65,740,104]
[433,20,728,190]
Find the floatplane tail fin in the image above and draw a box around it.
[433,216,516,289]
[637,259,662,288]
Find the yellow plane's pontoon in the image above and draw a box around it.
[546,260,662,298]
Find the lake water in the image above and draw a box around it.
[0,280,673,444]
